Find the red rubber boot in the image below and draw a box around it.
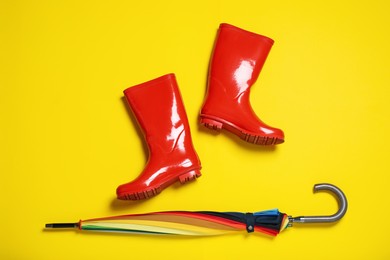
[200,23,284,145]
[117,74,202,200]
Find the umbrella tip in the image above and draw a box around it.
[45,223,79,229]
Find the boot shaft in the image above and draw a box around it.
[124,74,195,156]
[208,23,274,95]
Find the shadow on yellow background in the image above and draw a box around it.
[1,0,389,259]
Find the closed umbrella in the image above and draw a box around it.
[46,183,347,237]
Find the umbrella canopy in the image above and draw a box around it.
[46,209,289,236]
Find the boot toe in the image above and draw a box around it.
[259,126,284,144]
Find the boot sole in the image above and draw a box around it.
[200,115,284,145]
[117,169,201,200]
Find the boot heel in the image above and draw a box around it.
[200,117,223,130]
[179,169,202,184]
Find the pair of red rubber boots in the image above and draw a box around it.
[116,23,284,200]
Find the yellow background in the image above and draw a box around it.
[1,0,389,259]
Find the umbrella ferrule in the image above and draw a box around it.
[45,223,79,229]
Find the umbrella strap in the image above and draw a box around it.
[245,213,255,233]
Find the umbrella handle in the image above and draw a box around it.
[289,183,348,224]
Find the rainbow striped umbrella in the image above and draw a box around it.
[46,209,289,236]
[46,184,348,237]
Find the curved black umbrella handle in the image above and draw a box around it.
[289,183,348,224]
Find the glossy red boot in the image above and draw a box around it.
[200,23,284,145]
[117,74,202,200]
